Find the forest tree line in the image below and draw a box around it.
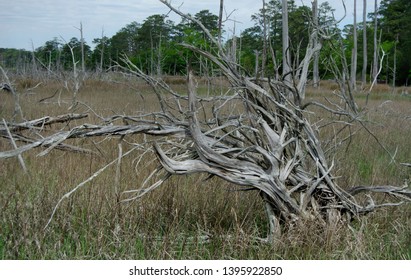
[0,0,410,85]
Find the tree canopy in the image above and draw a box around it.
[379,0,411,84]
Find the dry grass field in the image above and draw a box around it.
[0,75,410,259]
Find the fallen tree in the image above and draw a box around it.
[0,0,410,241]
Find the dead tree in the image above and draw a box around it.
[351,0,358,91]
[59,37,81,110]
[74,22,86,75]
[218,0,224,45]
[0,0,410,241]
[372,0,379,82]
[312,0,319,88]
[361,0,367,88]
[0,66,23,121]
[281,0,291,88]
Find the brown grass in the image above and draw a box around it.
[0,76,410,259]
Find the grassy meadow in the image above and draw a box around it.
[0,75,410,259]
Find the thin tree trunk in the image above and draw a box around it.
[74,22,86,76]
[386,52,389,85]
[100,28,105,72]
[362,0,367,88]
[282,0,291,85]
[150,30,154,75]
[157,34,163,76]
[269,39,280,81]
[47,51,52,74]
[351,0,357,91]
[79,22,85,74]
[254,50,259,78]
[393,34,398,89]
[230,24,237,69]
[57,49,61,72]
[218,0,224,45]
[312,0,319,88]
[372,0,378,82]
[262,0,267,79]
[30,40,37,77]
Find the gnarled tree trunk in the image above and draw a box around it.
[0,0,410,242]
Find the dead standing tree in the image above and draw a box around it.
[0,66,24,121]
[1,0,410,241]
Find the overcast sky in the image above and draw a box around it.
[0,0,380,50]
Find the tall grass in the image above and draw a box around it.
[0,77,410,259]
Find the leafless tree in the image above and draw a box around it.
[392,34,398,89]
[372,0,379,82]
[30,40,38,77]
[99,28,106,73]
[0,0,410,242]
[312,0,319,88]
[218,0,224,45]
[351,0,358,91]
[282,0,291,88]
[0,66,23,121]
[261,0,268,79]
[74,22,86,75]
[60,37,81,109]
[361,0,367,87]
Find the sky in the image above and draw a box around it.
[0,0,380,50]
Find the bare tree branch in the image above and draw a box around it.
[1,0,410,241]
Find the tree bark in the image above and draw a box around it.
[100,28,105,72]
[2,0,410,240]
[351,0,358,91]
[218,0,224,45]
[393,34,398,89]
[262,0,267,79]
[77,22,86,74]
[372,0,379,82]
[312,0,319,88]
[254,50,259,78]
[282,0,291,87]
[361,0,367,88]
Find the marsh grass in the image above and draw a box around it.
[0,77,410,259]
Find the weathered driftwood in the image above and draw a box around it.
[0,120,186,159]
[0,113,88,134]
[1,0,410,241]
[0,113,93,156]
[2,119,28,173]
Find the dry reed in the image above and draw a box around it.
[0,76,410,259]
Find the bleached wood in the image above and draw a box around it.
[2,119,28,173]
[1,0,410,239]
